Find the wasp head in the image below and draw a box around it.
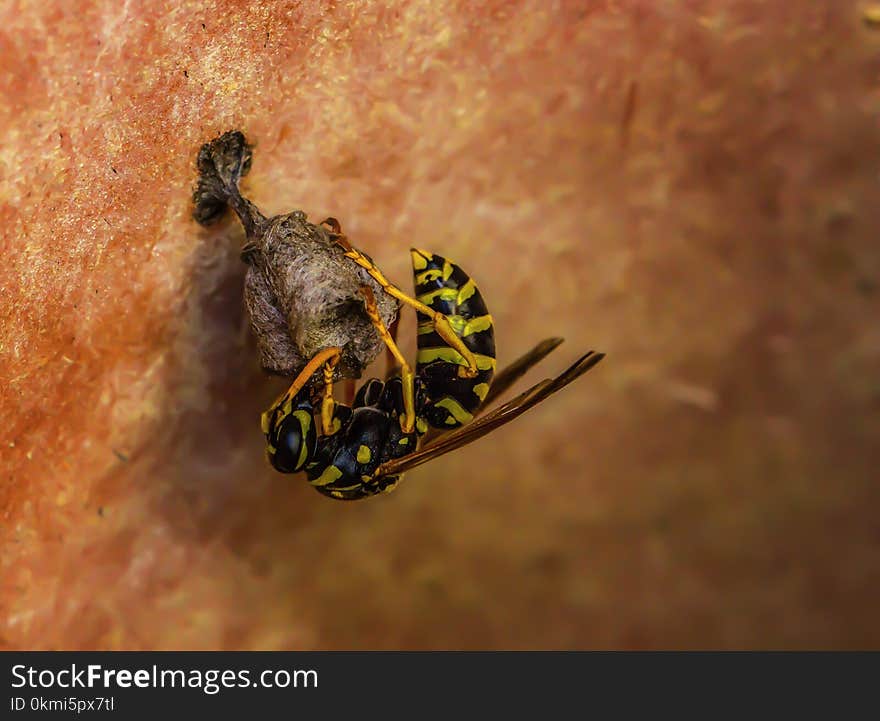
[264,399,317,473]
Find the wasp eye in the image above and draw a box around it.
[270,410,315,473]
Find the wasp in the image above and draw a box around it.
[262,237,604,500]
[193,131,604,500]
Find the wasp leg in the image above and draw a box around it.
[333,234,479,379]
[360,285,417,433]
[320,352,341,435]
[261,346,342,434]
[320,216,342,235]
[384,314,401,380]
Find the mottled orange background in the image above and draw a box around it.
[1,0,878,649]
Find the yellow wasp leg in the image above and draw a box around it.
[396,291,479,378]
[325,226,478,379]
[320,352,341,435]
[262,346,342,432]
[384,314,401,381]
[360,285,417,433]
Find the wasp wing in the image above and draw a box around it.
[373,350,605,479]
[480,337,565,411]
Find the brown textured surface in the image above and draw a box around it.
[1,1,879,649]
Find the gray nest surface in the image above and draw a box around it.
[193,130,399,381]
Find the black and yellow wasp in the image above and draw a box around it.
[262,222,604,500]
[191,130,602,499]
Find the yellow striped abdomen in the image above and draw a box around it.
[410,248,496,429]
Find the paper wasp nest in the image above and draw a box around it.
[193,131,399,381]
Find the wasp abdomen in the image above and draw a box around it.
[410,249,496,429]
